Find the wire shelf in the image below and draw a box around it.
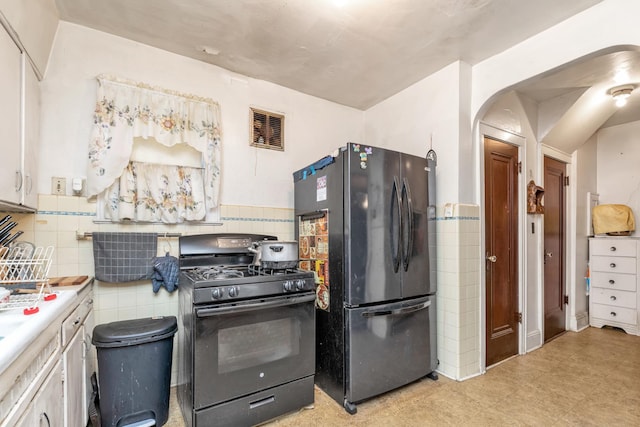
[0,246,55,314]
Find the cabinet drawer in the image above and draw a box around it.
[62,293,93,346]
[591,303,637,326]
[590,239,637,257]
[591,288,637,309]
[590,256,636,274]
[590,272,637,292]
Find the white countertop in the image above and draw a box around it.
[0,289,77,376]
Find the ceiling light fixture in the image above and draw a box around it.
[609,84,635,107]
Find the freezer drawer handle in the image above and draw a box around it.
[361,300,431,317]
[196,293,315,317]
[250,395,275,409]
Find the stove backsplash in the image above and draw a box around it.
[2,194,295,386]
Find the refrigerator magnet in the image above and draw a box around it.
[317,176,327,201]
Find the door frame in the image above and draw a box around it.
[479,123,527,371]
[540,144,574,337]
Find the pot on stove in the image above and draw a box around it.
[248,240,299,269]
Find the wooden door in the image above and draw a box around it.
[484,137,519,367]
[543,156,566,341]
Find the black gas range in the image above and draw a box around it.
[177,233,316,427]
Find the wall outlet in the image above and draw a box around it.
[51,177,66,195]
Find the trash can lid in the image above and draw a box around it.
[92,316,177,347]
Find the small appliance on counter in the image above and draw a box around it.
[592,204,635,236]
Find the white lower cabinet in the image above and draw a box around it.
[63,328,84,426]
[15,360,64,427]
[589,237,640,335]
[62,291,94,427]
[1,284,95,427]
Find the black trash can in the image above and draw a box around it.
[92,316,178,427]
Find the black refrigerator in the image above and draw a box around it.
[293,143,437,414]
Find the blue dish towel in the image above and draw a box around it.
[92,232,158,283]
[151,253,179,293]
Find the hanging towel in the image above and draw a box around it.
[151,253,180,293]
[92,232,158,282]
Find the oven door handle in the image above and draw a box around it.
[196,293,316,317]
[361,299,431,317]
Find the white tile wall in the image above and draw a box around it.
[5,196,482,382]
[4,195,296,385]
[435,203,481,380]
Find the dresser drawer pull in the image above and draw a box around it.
[610,263,616,268]
[610,295,617,301]
[609,279,615,284]
[610,312,617,317]
[610,246,617,252]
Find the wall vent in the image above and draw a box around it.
[250,108,284,151]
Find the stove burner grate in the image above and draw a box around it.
[247,264,301,277]
[191,266,245,281]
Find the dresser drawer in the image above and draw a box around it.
[590,256,636,274]
[590,239,636,257]
[591,288,637,309]
[591,272,637,292]
[591,303,637,325]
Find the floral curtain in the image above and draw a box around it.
[88,75,222,217]
[103,161,206,223]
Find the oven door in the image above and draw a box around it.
[193,292,315,408]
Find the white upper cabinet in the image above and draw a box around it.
[0,0,59,77]
[0,25,21,206]
[22,53,40,207]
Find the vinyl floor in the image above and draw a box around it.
[165,326,640,426]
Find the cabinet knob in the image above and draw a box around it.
[610,312,617,317]
[609,279,615,285]
[610,295,617,301]
[610,246,617,251]
[610,263,616,268]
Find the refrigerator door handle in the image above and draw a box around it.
[401,178,414,271]
[361,300,431,317]
[390,176,402,273]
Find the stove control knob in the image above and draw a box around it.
[283,280,295,292]
[295,279,307,290]
[228,286,239,298]
[211,288,224,300]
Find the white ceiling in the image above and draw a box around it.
[54,0,640,151]
[54,0,602,110]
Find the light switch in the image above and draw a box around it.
[51,177,66,195]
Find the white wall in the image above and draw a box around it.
[573,134,597,329]
[39,22,364,209]
[596,120,640,231]
[364,61,464,205]
[472,0,640,123]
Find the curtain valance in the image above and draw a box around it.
[87,75,222,209]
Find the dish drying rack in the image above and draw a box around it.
[0,245,55,315]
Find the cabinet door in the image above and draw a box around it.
[83,309,96,416]
[63,329,84,427]
[0,0,58,76]
[22,54,40,208]
[15,360,64,427]
[0,26,22,204]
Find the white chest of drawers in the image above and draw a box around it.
[589,237,639,335]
